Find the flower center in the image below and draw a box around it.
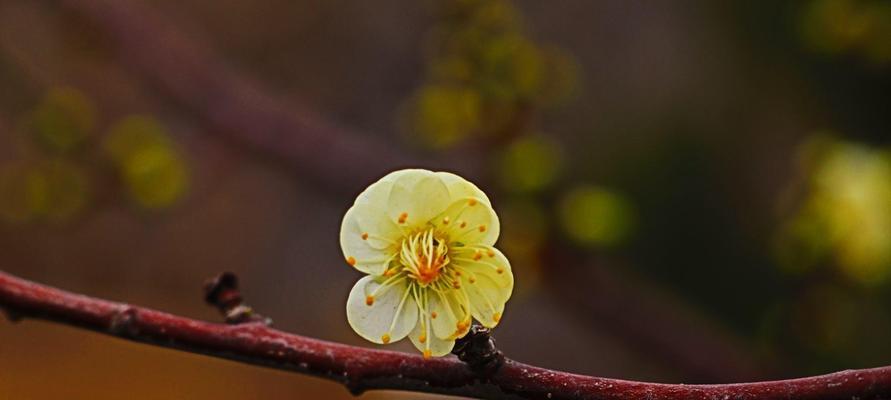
[399,228,449,285]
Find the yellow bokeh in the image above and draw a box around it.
[104,115,189,209]
[779,135,891,285]
[28,87,95,154]
[800,0,891,64]
[558,185,636,247]
[409,84,481,148]
[0,159,88,223]
[497,135,562,193]
[404,0,578,148]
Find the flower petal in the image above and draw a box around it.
[460,267,511,328]
[347,275,418,344]
[439,197,500,246]
[341,207,396,275]
[451,245,513,289]
[348,172,406,250]
[387,172,452,228]
[428,288,471,340]
[435,171,491,206]
[409,306,456,357]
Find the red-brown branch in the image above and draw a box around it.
[1,270,890,400]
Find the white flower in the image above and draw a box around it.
[342,169,513,358]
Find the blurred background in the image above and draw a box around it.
[1,0,890,398]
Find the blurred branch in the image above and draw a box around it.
[2,270,891,400]
[57,0,429,192]
[546,252,765,382]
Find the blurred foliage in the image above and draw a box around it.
[0,87,189,224]
[0,159,89,223]
[26,87,96,154]
[558,185,635,248]
[104,116,189,209]
[402,0,578,148]
[776,135,891,285]
[498,198,548,295]
[496,135,562,193]
[799,0,891,65]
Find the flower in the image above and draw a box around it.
[342,169,514,358]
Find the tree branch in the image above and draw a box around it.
[57,0,429,192]
[1,270,890,400]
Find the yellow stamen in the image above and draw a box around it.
[442,216,450,225]
[478,225,487,233]
[365,296,374,306]
[487,249,495,257]
[384,268,397,277]
[496,267,504,274]
[431,311,438,319]
[473,250,482,261]
[468,199,477,206]
[361,232,369,240]
[423,349,431,359]
[401,229,449,285]
[381,334,391,344]
[419,333,427,343]
[347,256,356,266]
[398,212,408,224]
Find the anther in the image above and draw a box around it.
[459,221,467,228]
[469,277,476,284]
[473,250,482,261]
[487,249,495,257]
[496,267,504,274]
[431,311,438,319]
[468,199,478,206]
[454,270,462,276]
[442,216,450,225]
[478,225,487,233]
[361,233,369,240]
[381,334,391,344]
[423,349,432,359]
[365,296,374,306]
[493,313,502,323]
[398,212,408,224]
[419,333,427,343]
[457,320,470,332]
[347,256,356,266]
[384,268,397,277]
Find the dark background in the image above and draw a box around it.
[1,0,890,398]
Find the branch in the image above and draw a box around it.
[1,270,890,400]
[57,0,430,192]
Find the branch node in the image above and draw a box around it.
[110,307,139,336]
[345,379,366,396]
[203,272,271,325]
[452,325,504,376]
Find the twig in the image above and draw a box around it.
[1,270,890,400]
